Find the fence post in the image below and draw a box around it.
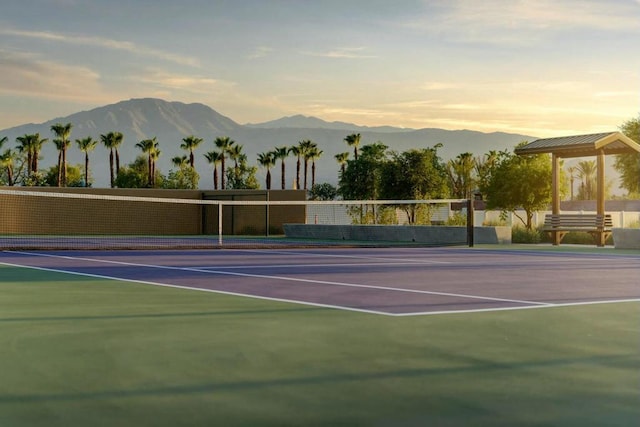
[467,199,474,247]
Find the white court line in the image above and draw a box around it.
[229,249,453,264]
[0,260,391,316]
[6,251,549,307]
[192,261,443,270]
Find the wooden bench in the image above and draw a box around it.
[542,214,613,246]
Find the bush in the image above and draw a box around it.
[512,226,544,243]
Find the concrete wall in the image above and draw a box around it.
[612,228,640,249]
[283,224,511,245]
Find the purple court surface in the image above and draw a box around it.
[2,247,639,316]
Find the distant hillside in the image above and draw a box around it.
[0,98,537,189]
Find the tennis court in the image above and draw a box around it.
[1,246,639,426]
[2,247,639,316]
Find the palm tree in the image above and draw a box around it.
[257,151,276,190]
[76,136,98,187]
[100,132,121,188]
[228,144,244,182]
[298,139,316,190]
[335,152,349,176]
[290,145,302,190]
[0,136,7,151]
[50,123,72,186]
[576,160,597,200]
[272,146,289,190]
[214,136,235,189]
[172,155,189,168]
[112,132,124,175]
[446,152,476,199]
[16,133,48,176]
[180,135,203,168]
[136,137,159,187]
[204,151,224,189]
[0,149,15,186]
[308,146,323,188]
[344,133,361,161]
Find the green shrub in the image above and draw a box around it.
[512,226,544,244]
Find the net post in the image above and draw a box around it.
[218,202,223,246]
[466,199,474,247]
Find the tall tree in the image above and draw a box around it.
[308,146,323,188]
[257,151,276,190]
[0,149,15,186]
[272,146,290,190]
[290,145,302,190]
[614,115,640,197]
[136,137,160,187]
[482,143,552,230]
[112,132,124,175]
[334,152,349,176]
[204,151,224,189]
[171,155,189,168]
[575,160,597,200]
[76,136,98,187]
[228,144,244,182]
[50,122,72,186]
[446,152,476,199]
[180,135,203,168]
[214,136,235,189]
[344,133,361,161]
[100,132,122,188]
[298,139,315,190]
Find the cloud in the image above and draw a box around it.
[302,47,377,59]
[0,28,201,67]
[409,0,640,45]
[247,46,273,59]
[136,69,236,95]
[0,49,110,102]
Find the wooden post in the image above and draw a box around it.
[596,150,606,246]
[551,154,561,245]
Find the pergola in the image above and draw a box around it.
[515,132,640,245]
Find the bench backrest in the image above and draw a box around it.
[543,214,613,228]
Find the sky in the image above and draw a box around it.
[1,0,639,137]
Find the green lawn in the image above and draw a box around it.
[1,263,639,426]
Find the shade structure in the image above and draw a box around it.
[515,132,640,246]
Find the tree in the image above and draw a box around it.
[136,137,160,187]
[76,136,98,187]
[290,145,302,190]
[344,133,361,161]
[165,156,199,189]
[101,132,123,188]
[50,122,72,186]
[114,156,153,188]
[16,133,47,176]
[257,151,276,190]
[482,144,552,230]
[309,183,338,201]
[297,139,316,190]
[614,115,640,197]
[308,145,323,188]
[334,152,349,176]
[446,152,476,199]
[213,136,235,189]
[204,151,223,189]
[338,143,389,201]
[0,149,15,186]
[379,147,449,224]
[228,144,244,183]
[224,155,259,189]
[44,164,84,187]
[272,146,290,190]
[575,160,597,200]
[180,135,203,168]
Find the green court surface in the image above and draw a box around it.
[1,259,639,426]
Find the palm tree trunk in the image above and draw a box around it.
[109,150,115,188]
[312,161,316,188]
[213,168,218,190]
[296,157,301,190]
[221,157,226,189]
[62,146,67,186]
[84,153,90,187]
[115,150,121,176]
[303,159,309,190]
[281,161,286,190]
[57,151,63,187]
[266,170,271,190]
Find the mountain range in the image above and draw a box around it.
[1,98,537,189]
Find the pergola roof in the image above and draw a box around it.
[515,131,640,158]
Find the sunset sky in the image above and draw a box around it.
[1,0,638,136]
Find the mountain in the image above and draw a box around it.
[0,98,536,189]
[246,115,412,134]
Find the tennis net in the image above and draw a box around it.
[0,188,474,250]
